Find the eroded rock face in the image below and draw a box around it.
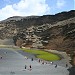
[0,10,75,51]
[73,56,75,66]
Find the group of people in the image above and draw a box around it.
[24,65,32,71]
[38,59,49,65]
[38,59,54,65]
[24,57,68,71]
[24,57,33,71]
[38,59,68,68]
[0,52,7,59]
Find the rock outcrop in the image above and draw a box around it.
[0,10,75,52]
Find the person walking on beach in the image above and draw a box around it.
[29,65,32,71]
[50,62,53,64]
[1,56,2,59]
[38,59,40,63]
[55,64,57,68]
[42,61,44,64]
[66,64,68,67]
[31,58,33,61]
[25,65,27,69]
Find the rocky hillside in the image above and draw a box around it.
[0,10,75,52]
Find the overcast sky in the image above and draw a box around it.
[0,0,74,21]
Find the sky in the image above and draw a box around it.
[0,0,74,21]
